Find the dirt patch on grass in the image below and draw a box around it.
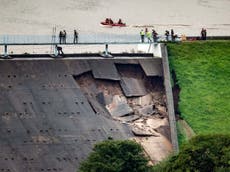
[178,120,196,139]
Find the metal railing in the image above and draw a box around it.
[0,34,142,44]
[0,33,169,57]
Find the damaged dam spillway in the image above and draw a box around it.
[0,54,175,171]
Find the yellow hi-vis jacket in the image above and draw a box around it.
[146,31,152,38]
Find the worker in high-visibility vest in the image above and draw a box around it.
[140,30,145,43]
[146,31,152,43]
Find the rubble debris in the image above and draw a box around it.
[117,114,140,123]
[131,94,153,106]
[137,105,156,116]
[106,95,133,117]
[156,105,168,117]
[96,92,113,106]
[132,126,159,137]
[155,125,171,142]
[75,63,172,164]
[87,96,112,119]
[146,117,169,129]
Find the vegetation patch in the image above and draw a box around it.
[168,41,230,137]
[152,134,230,172]
[79,140,151,172]
[79,135,230,172]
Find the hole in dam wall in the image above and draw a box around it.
[0,58,173,171]
[74,63,173,164]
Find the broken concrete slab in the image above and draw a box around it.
[89,60,120,80]
[134,136,172,164]
[131,126,159,137]
[139,59,163,76]
[120,77,147,97]
[146,117,169,129]
[137,105,156,116]
[132,94,153,106]
[96,92,113,106]
[86,96,112,119]
[106,95,133,117]
[119,115,140,123]
[155,125,171,142]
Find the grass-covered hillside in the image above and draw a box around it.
[168,41,230,138]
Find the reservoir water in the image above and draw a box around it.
[0,0,229,36]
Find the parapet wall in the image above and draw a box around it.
[161,44,179,152]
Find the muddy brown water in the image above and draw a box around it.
[0,0,229,36]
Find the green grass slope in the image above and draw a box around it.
[168,41,230,135]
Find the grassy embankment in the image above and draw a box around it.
[167,41,230,145]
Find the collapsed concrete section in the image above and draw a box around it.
[74,61,172,164]
[0,57,173,171]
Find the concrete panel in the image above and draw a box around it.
[106,95,133,117]
[64,59,91,75]
[139,58,163,76]
[120,77,147,97]
[89,60,120,80]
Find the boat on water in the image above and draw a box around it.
[100,22,126,27]
[100,18,126,27]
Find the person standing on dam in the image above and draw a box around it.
[204,28,207,40]
[171,29,174,41]
[73,30,79,44]
[63,30,67,43]
[140,29,145,43]
[152,29,158,42]
[59,31,63,44]
[144,28,152,42]
[201,28,207,40]
[165,30,170,41]
[146,30,152,43]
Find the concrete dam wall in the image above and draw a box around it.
[0,56,176,171]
